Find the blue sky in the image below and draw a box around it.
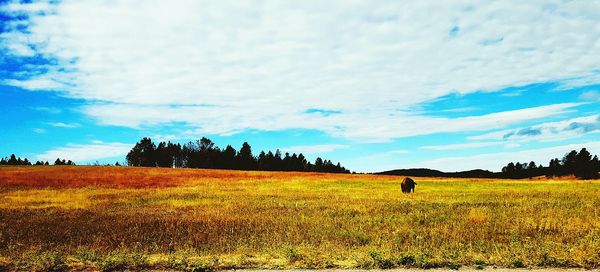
[1,0,599,172]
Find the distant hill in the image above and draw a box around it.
[379,148,600,180]
[377,168,498,178]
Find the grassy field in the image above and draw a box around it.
[1,166,600,271]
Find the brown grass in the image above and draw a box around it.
[1,166,599,271]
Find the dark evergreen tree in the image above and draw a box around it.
[282,152,292,171]
[236,142,256,170]
[179,144,190,168]
[592,155,600,176]
[313,157,324,172]
[297,153,308,171]
[183,141,201,168]
[515,162,524,172]
[273,149,283,171]
[198,137,218,168]
[562,150,578,175]
[574,148,599,179]
[548,158,561,177]
[221,145,237,169]
[122,137,351,173]
[170,142,184,168]
[126,137,157,167]
[155,141,181,168]
[257,151,268,170]
[8,154,18,165]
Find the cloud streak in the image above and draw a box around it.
[420,141,503,151]
[279,144,349,155]
[35,142,132,163]
[412,141,600,172]
[471,114,600,143]
[48,122,80,128]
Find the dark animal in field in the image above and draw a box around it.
[401,177,416,193]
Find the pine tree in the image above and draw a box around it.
[8,154,17,165]
[126,137,157,167]
[562,150,578,175]
[236,142,256,170]
[574,148,598,179]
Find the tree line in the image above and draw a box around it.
[126,137,351,173]
[0,154,75,166]
[4,143,599,179]
[501,148,600,179]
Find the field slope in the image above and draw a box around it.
[1,166,600,271]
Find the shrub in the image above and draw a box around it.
[474,259,485,269]
[512,259,525,268]
[448,262,461,270]
[281,245,304,262]
[99,252,148,272]
[365,251,394,269]
[398,254,416,266]
[185,260,212,272]
[32,251,68,272]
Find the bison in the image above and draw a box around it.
[401,177,416,193]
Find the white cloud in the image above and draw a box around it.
[4,78,69,91]
[470,114,600,142]
[2,1,51,13]
[32,106,62,114]
[438,107,480,113]
[412,141,600,172]
[82,102,580,142]
[329,102,580,142]
[384,150,410,155]
[35,142,132,163]
[2,1,600,141]
[580,90,600,102]
[420,141,503,150]
[32,128,46,134]
[4,43,35,57]
[150,134,180,142]
[557,74,600,91]
[279,144,349,155]
[343,149,411,173]
[355,149,410,159]
[48,122,80,128]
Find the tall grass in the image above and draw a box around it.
[0,166,599,270]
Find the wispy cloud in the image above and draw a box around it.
[2,1,599,141]
[580,90,600,102]
[81,102,581,142]
[420,141,503,151]
[499,89,525,97]
[438,107,479,113]
[344,149,410,173]
[48,122,80,128]
[279,144,349,155]
[470,114,600,142]
[35,142,132,163]
[412,141,600,172]
[4,78,68,91]
[32,107,62,114]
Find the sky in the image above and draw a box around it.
[1,0,599,172]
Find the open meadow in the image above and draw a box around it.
[1,166,600,271]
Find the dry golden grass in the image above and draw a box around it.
[1,166,600,271]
